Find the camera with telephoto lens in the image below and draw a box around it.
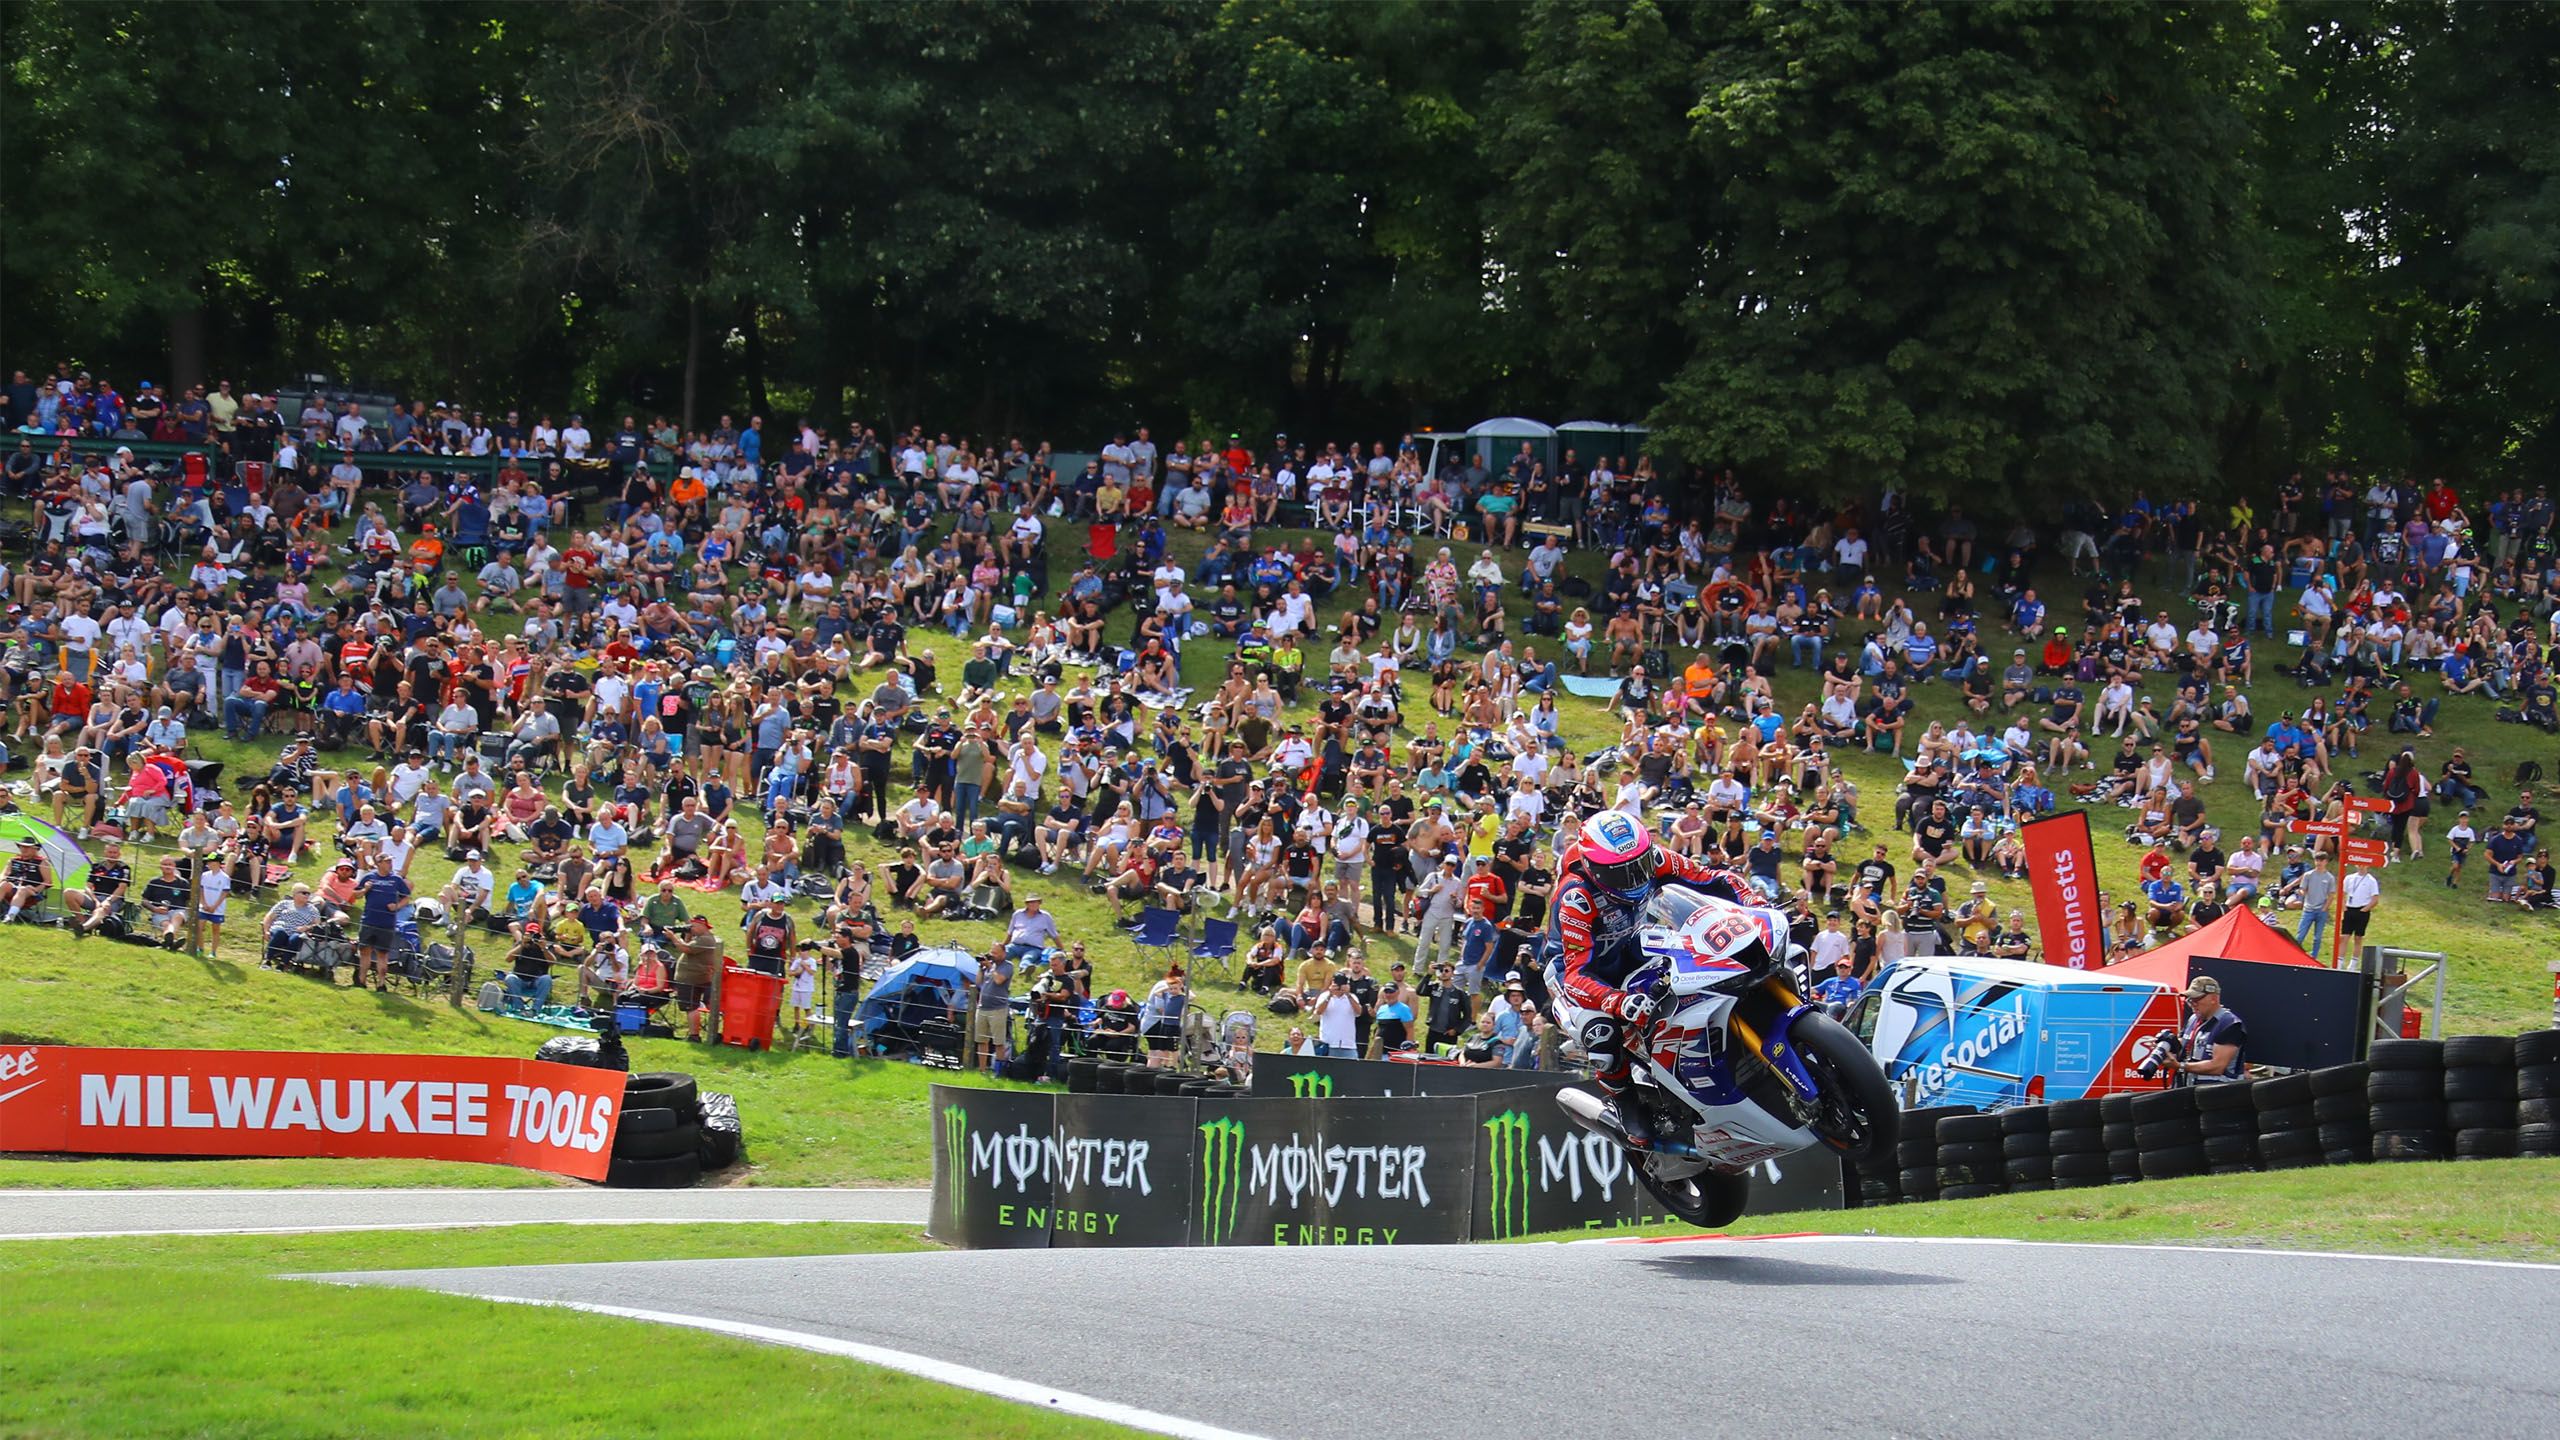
[2133,1029,2183,1080]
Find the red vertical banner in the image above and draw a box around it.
[2020,812,2103,969]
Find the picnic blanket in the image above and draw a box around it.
[1559,675,1623,700]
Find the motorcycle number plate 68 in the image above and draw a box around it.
[1696,913,1758,957]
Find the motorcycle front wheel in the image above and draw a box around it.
[1790,1010,1901,1165]
[1636,1163,1751,1230]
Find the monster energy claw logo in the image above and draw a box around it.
[943,1105,969,1225]
[1288,1072,1334,1099]
[1199,1114,1246,1244]
[1484,1109,1533,1240]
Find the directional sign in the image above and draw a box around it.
[2289,819,2348,838]
[2341,838,2390,867]
[2343,796,2395,816]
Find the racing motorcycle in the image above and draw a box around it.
[1553,883,1898,1228]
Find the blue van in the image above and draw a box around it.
[1843,955,2181,1110]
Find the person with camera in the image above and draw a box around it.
[1311,968,1364,1058]
[2172,974,2248,1082]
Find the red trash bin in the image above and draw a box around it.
[720,964,786,1050]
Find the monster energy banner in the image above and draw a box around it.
[928,1082,1836,1250]
[929,1084,1062,1249]
[1193,1096,1476,1247]
[1247,1052,1576,1100]
[1047,1092,1197,1248]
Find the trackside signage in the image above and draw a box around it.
[0,1046,627,1181]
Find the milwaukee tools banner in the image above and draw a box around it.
[2020,811,2104,969]
[0,1046,628,1182]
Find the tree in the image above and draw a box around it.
[1651,1,2273,508]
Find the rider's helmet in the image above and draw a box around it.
[1576,809,1657,903]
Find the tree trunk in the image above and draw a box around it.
[680,292,703,434]
[167,300,207,393]
[742,300,770,421]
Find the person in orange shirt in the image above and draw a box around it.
[669,467,708,510]
[408,524,445,571]
[1682,653,1719,709]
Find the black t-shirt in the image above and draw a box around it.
[1914,816,1955,857]
[1855,856,1896,893]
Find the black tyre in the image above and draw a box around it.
[1898,1167,1942,1196]
[2045,1098,2102,1129]
[1095,1064,1128,1095]
[1999,1106,2051,1136]
[2003,1158,2053,1185]
[1938,1184,2002,1201]
[2367,1038,2444,1071]
[615,1105,689,1138]
[2135,1119,2200,1151]
[2099,1093,2136,1124]
[2515,1122,2557,1157]
[2101,1122,2137,1151]
[2139,1146,2206,1179]
[2047,1126,2104,1155]
[2000,1133,2051,1160]
[2257,1130,2321,1164]
[2365,1071,2441,1105]
[2307,1063,2369,1099]
[2194,1081,2257,1114]
[1636,1164,1751,1229]
[2442,1035,2515,1069]
[1938,1113,2002,1144]
[1937,1164,1997,1188]
[615,1120,702,1162]
[2453,1128,2517,1160]
[2512,1030,2560,1068]
[2370,1130,2445,1162]
[2198,1110,2257,1138]
[2368,1101,2447,1133]
[2443,1068,2517,1104]
[2107,1148,2143,1182]
[2007,1179,2056,1192]
[2130,1088,2197,1122]
[1936,1141,2000,1169]
[2254,1105,2316,1135]
[2519,1065,2559,1102]
[606,1152,702,1189]
[625,1071,700,1117]
[2251,1074,2314,1111]
[2446,1099,2517,1131]
[2518,1098,2553,1128]
[1858,1178,1900,1207]
[2312,1092,2368,1125]
[2202,1134,2259,1167]
[2315,1122,2369,1156]
[2051,1152,2112,1180]
[1794,1012,1901,1164]
[2052,1174,2111,1190]
[1067,1058,1100,1093]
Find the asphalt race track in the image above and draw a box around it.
[316,1234,2560,1439]
[0,1186,929,1239]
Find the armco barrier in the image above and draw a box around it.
[927,1082,1840,1248]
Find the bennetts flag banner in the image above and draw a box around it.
[2020,812,2103,970]
[0,1046,629,1181]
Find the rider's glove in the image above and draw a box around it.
[1611,987,1656,1026]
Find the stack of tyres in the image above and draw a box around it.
[2101,1093,2141,1184]
[2443,1035,2518,1160]
[1095,1063,1130,1095]
[1067,1058,1101,1093]
[2195,1079,2260,1174]
[2517,1030,2560,1158]
[2367,1038,2450,1161]
[1849,1146,1901,1209]
[1897,1108,1963,1202]
[1935,1112,2005,1200]
[2308,1062,2372,1165]
[610,1071,703,1188]
[2132,1086,2205,1180]
[1999,1105,2053,1192]
[2044,1097,2108,1189]
[2251,1072,2322,1170]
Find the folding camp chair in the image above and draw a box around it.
[1131,906,1181,968]
[1189,916,1240,985]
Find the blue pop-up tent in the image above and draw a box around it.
[856,947,981,1045]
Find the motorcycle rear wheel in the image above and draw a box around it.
[1789,1011,1901,1166]
[1636,1163,1751,1230]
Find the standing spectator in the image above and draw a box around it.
[2338,864,2381,952]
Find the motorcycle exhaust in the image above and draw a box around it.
[1556,1086,1608,1133]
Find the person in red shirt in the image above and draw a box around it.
[1223,435,1251,479]
[2424,478,2458,523]
[49,673,91,729]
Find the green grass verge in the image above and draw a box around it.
[1545,1158,2560,1261]
[0,1223,1138,1440]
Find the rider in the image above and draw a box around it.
[1548,808,1758,1150]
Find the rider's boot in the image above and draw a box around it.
[1599,1080,1655,1151]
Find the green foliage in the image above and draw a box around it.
[4,1,2556,495]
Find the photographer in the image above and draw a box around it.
[2173,975,2248,1082]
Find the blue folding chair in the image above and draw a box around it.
[1132,906,1182,967]
[1188,916,1240,983]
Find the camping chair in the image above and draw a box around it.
[1189,916,1240,985]
[1131,905,1181,968]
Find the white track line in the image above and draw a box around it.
[311,1286,1267,1440]
[0,1217,892,1241]
[1591,1231,2560,1272]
